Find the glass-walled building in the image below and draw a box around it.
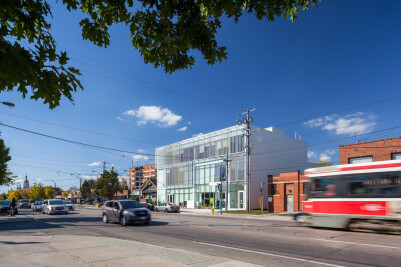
[156,125,247,210]
[156,125,312,210]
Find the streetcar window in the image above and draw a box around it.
[310,178,336,197]
[378,175,401,195]
[347,176,375,195]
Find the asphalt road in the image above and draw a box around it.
[1,207,400,267]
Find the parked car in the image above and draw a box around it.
[63,201,75,211]
[141,203,154,211]
[17,199,30,209]
[101,200,151,226]
[42,199,69,215]
[0,200,18,215]
[154,202,180,213]
[32,201,43,211]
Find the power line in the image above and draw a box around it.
[275,94,401,127]
[0,111,161,145]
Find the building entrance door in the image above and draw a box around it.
[167,194,174,203]
[238,191,244,209]
[287,195,294,212]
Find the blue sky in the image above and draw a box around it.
[2,0,401,193]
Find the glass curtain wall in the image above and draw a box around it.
[156,126,247,210]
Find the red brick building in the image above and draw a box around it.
[339,137,401,165]
[268,171,309,213]
[128,163,156,191]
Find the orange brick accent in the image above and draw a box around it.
[268,171,309,213]
[339,137,401,165]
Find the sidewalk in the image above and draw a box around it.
[0,235,257,267]
[179,209,293,221]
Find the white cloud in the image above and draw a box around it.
[192,133,204,138]
[319,153,331,162]
[178,126,187,132]
[318,149,336,162]
[15,179,23,183]
[188,121,192,125]
[133,155,149,161]
[35,179,41,181]
[81,175,99,180]
[304,112,376,136]
[307,151,316,159]
[116,116,126,121]
[137,149,145,153]
[88,161,102,167]
[123,105,182,127]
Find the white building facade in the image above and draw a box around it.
[156,125,312,210]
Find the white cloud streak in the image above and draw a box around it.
[178,126,187,132]
[307,151,316,159]
[192,133,204,138]
[304,112,376,136]
[88,161,102,167]
[133,155,149,161]
[123,105,182,127]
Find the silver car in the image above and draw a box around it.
[154,202,180,213]
[63,201,75,211]
[42,199,69,215]
[32,201,43,211]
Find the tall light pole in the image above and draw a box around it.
[237,108,256,212]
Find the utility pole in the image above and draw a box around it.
[222,152,232,212]
[237,108,256,212]
[103,161,106,172]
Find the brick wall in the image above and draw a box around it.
[268,171,309,213]
[339,137,401,165]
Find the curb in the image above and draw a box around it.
[178,211,292,221]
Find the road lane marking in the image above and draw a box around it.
[308,238,401,250]
[193,241,345,267]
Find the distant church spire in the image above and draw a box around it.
[23,175,30,189]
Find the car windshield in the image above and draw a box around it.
[20,199,29,202]
[63,201,71,204]
[35,202,42,205]
[49,200,64,205]
[119,201,142,209]
[1,200,11,205]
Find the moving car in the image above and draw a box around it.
[63,201,75,211]
[0,200,18,215]
[32,201,43,212]
[141,203,154,211]
[42,199,69,215]
[17,199,30,209]
[154,202,180,213]
[102,200,151,226]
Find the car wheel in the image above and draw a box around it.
[144,221,149,225]
[102,214,109,223]
[164,209,168,213]
[155,208,158,212]
[120,216,127,226]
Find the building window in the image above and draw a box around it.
[392,153,401,160]
[271,184,277,195]
[349,156,372,164]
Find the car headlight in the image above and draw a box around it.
[123,210,135,216]
[50,207,55,210]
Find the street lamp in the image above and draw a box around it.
[1,102,15,108]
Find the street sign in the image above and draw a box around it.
[217,184,222,192]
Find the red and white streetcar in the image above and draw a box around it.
[299,159,401,232]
